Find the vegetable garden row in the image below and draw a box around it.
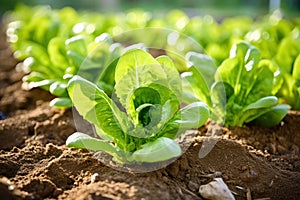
[1,5,300,199]
[5,5,300,165]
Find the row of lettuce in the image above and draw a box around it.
[5,5,300,126]
[3,5,300,163]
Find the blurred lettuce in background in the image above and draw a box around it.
[0,0,299,17]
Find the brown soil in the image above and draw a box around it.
[1,24,300,200]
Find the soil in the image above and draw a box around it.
[1,23,300,200]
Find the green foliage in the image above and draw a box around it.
[274,38,300,110]
[5,5,299,167]
[20,33,122,108]
[6,5,79,59]
[5,5,298,130]
[184,41,290,127]
[66,49,209,163]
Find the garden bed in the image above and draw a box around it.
[1,23,300,200]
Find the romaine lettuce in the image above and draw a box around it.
[183,41,290,127]
[66,49,209,163]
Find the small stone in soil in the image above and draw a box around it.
[91,173,100,183]
[0,112,7,120]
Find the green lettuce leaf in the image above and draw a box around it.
[129,137,181,163]
[66,132,122,158]
[67,75,128,148]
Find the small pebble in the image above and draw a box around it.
[250,170,257,177]
[8,185,14,190]
[91,173,100,183]
[199,178,235,200]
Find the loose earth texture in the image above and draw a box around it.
[0,23,300,200]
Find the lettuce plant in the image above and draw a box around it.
[66,49,209,164]
[274,38,300,110]
[21,33,122,108]
[183,41,290,127]
[6,5,79,60]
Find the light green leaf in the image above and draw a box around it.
[22,72,45,82]
[23,57,51,77]
[50,97,72,108]
[185,52,217,103]
[174,102,209,130]
[147,83,179,106]
[156,55,182,99]
[251,104,291,127]
[161,99,180,124]
[146,99,181,139]
[236,96,279,126]
[162,101,209,139]
[48,37,69,70]
[96,81,114,97]
[243,96,278,111]
[114,49,160,83]
[129,137,181,163]
[67,75,98,123]
[94,33,113,44]
[66,50,85,69]
[215,57,239,92]
[126,104,163,138]
[26,42,50,67]
[49,82,68,97]
[213,41,285,126]
[67,75,127,146]
[230,41,260,64]
[186,51,217,87]
[216,42,263,105]
[87,42,110,64]
[210,81,233,123]
[182,69,210,106]
[275,38,300,74]
[181,74,200,104]
[65,35,87,57]
[66,132,120,157]
[114,62,167,109]
[98,58,119,90]
[147,104,163,128]
[28,79,54,89]
[293,55,300,86]
[258,59,282,95]
[244,65,274,105]
[136,103,154,113]
[127,87,161,124]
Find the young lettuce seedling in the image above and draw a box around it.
[183,41,290,127]
[66,49,209,164]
